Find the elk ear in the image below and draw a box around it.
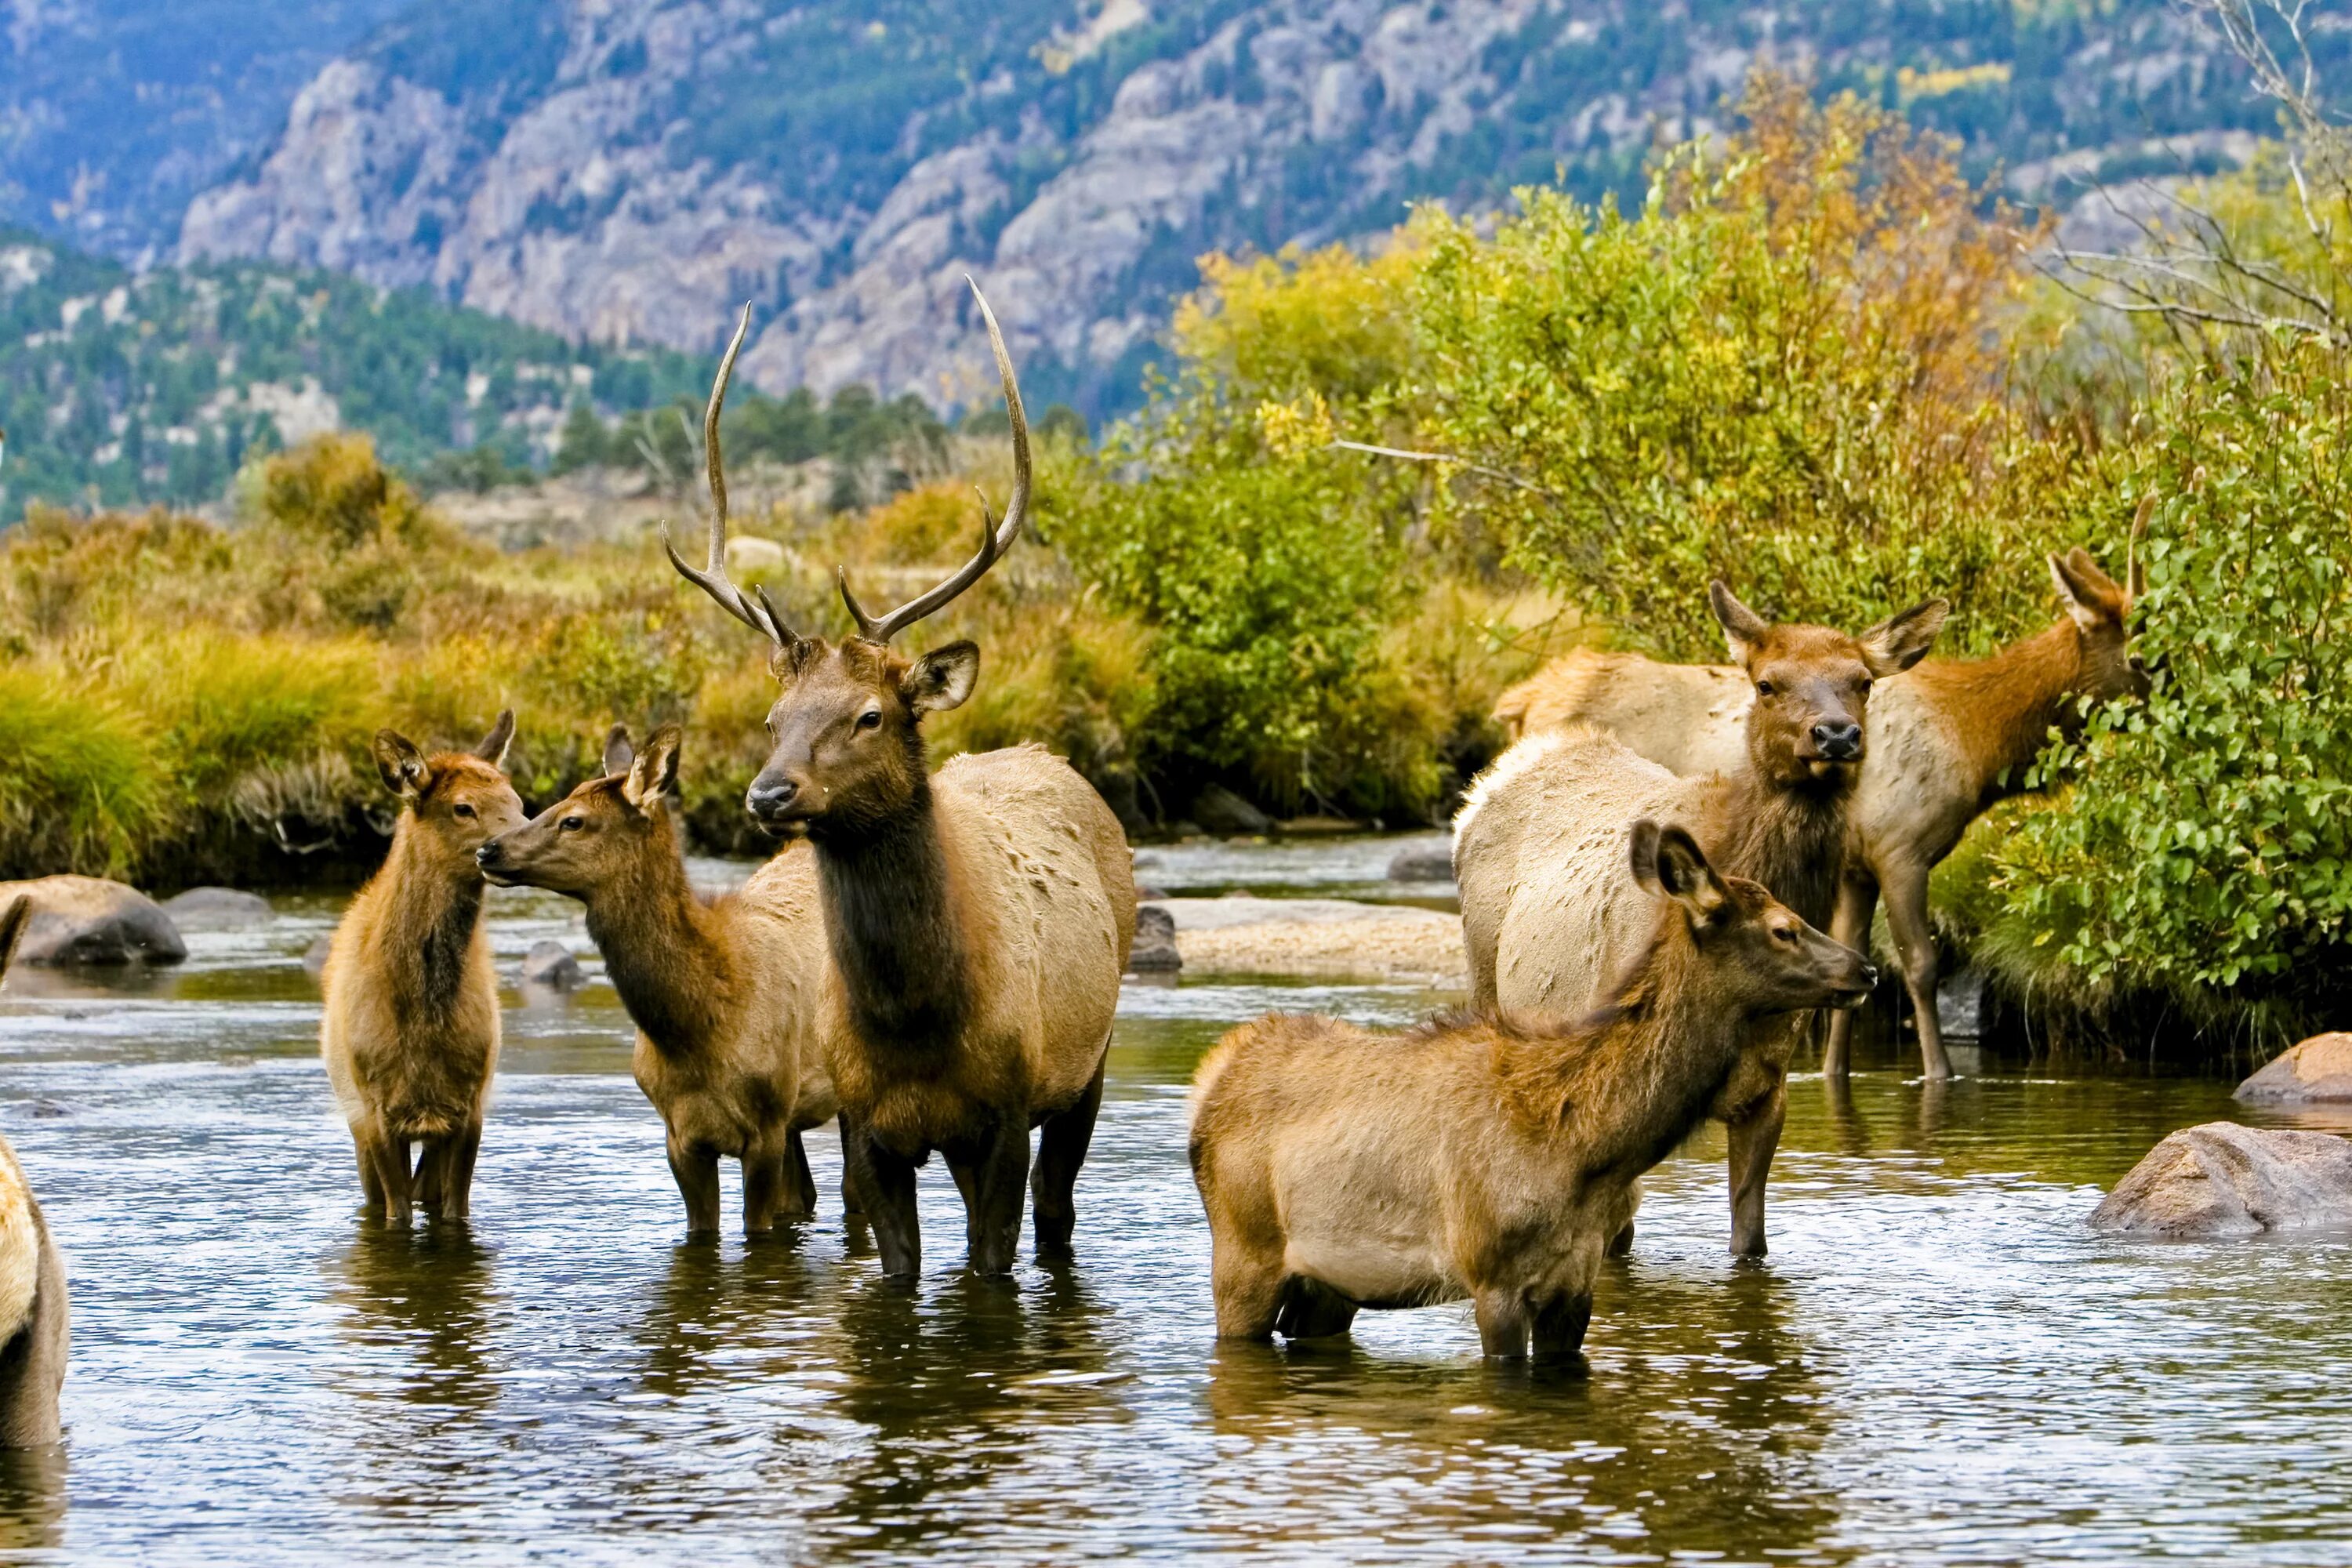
[903,641,979,714]
[475,708,517,768]
[602,724,636,779]
[372,731,433,800]
[0,896,30,981]
[2048,553,2122,633]
[1857,597,1949,677]
[1709,580,1772,664]
[1630,821,1728,923]
[623,725,683,811]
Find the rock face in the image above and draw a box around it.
[2090,1123,2352,1237]
[519,940,586,991]
[2235,1033,2352,1106]
[160,887,276,930]
[1129,905,1182,973]
[0,877,188,966]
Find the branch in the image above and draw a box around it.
[1325,438,1559,499]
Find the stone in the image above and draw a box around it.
[2235,1033,2352,1105]
[302,933,334,975]
[1385,841,1454,883]
[2089,1123,2352,1237]
[0,876,187,966]
[1129,905,1181,974]
[519,940,586,991]
[159,887,275,929]
[1190,785,1273,837]
[1936,967,1991,1042]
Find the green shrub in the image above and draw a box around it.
[0,667,169,880]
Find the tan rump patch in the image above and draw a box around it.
[0,1138,41,1341]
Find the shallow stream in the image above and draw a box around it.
[1,838,2347,1564]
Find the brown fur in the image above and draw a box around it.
[320,714,524,1228]
[1455,586,1945,1258]
[1495,551,2140,1078]
[477,727,844,1236]
[0,898,67,1445]
[1192,824,1872,1359]
[745,635,1137,1276]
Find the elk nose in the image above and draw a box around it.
[1812,720,1863,760]
[746,777,800,820]
[1859,962,1879,988]
[474,840,503,869]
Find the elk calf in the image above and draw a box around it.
[0,898,67,1445]
[477,725,843,1236]
[1192,824,1873,1359]
[321,713,523,1227]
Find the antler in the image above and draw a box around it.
[837,278,1029,644]
[2126,492,2153,602]
[663,303,796,648]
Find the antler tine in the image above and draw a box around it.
[2125,492,2154,601]
[837,278,1031,644]
[662,303,794,646]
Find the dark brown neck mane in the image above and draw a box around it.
[808,775,973,1062]
[1702,768,1852,931]
[376,818,485,1024]
[582,813,737,1057]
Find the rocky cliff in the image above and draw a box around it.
[178,0,2257,414]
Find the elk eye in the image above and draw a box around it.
[855,710,883,731]
[560,816,585,833]
[453,803,476,819]
[1755,680,1775,698]
[1773,925,1798,945]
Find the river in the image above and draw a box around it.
[0,838,2347,1564]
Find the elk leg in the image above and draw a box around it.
[1531,1294,1592,1360]
[953,1113,1031,1278]
[350,1124,387,1216]
[1031,1052,1106,1264]
[362,1130,413,1230]
[667,1139,723,1237]
[440,1120,483,1220]
[1209,1237,1285,1341]
[742,1144,782,1235]
[788,1128,818,1218]
[836,1117,868,1218]
[1821,871,1880,1079]
[845,1127,921,1277]
[413,1139,445,1210]
[1726,1076,1786,1258]
[1273,1276,1357,1341]
[1879,859,1951,1081]
[1473,1289,1531,1359]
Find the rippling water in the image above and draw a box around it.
[1,853,2349,1565]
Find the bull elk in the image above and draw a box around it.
[1494,538,2145,1079]
[1457,583,1946,1257]
[667,285,1136,1276]
[0,897,67,1445]
[320,713,524,1227]
[1191,822,1873,1359]
[477,724,844,1236]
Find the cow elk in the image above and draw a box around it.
[0,897,67,1445]
[1192,822,1873,1359]
[477,724,844,1236]
[1456,583,1945,1256]
[321,713,524,1227]
[666,285,1137,1277]
[1494,534,2145,1080]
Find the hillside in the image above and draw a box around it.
[175,0,2302,416]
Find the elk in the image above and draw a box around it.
[1456,583,1945,1257]
[0,897,67,1445]
[1493,541,2144,1080]
[320,713,524,1227]
[477,724,846,1236]
[1192,822,1873,1359]
[666,285,1136,1276]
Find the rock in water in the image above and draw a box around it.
[1385,841,1454,883]
[302,934,334,976]
[1129,906,1181,974]
[161,887,275,929]
[1190,786,1273,837]
[2090,1123,2352,1237]
[0,876,187,965]
[520,940,586,991]
[2235,1033,2352,1105]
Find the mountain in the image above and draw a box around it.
[170,0,2289,418]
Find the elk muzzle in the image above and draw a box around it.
[746,769,818,829]
[1809,720,1864,761]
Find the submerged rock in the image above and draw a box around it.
[0,876,187,966]
[2090,1123,2352,1237]
[161,887,275,929]
[520,940,586,991]
[1385,841,1454,883]
[2235,1033,2352,1106]
[1128,906,1181,974]
[302,933,334,976]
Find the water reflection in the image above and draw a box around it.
[331,1227,502,1416]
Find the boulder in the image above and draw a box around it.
[0,876,187,966]
[1190,785,1273,837]
[302,934,335,975]
[1129,905,1181,974]
[2089,1122,2352,1237]
[519,939,586,990]
[159,886,275,930]
[1385,841,1454,883]
[2235,1033,2352,1105]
